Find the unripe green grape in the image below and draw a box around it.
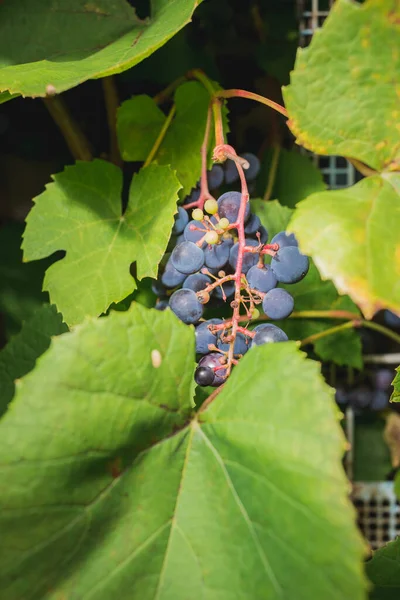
[204,199,218,215]
[218,217,230,230]
[205,230,219,245]
[192,208,204,221]
[251,307,260,320]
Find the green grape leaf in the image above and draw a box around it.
[0,0,202,97]
[390,367,400,403]
[253,200,362,368]
[22,161,181,326]
[0,305,366,599]
[366,538,400,600]
[256,149,326,207]
[0,305,67,417]
[0,222,57,339]
[288,174,400,319]
[117,81,228,197]
[0,91,17,103]
[283,0,400,172]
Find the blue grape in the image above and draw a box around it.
[244,213,261,235]
[251,324,288,347]
[271,246,309,284]
[246,264,277,293]
[373,368,394,391]
[242,152,260,181]
[161,258,187,288]
[214,280,235,300]
[183,273,212,293]
[224,160,239,185]
[217,191,250,224]
[370,390,389,411]
[169,288,203,324]
[207,164,224,190]
[217,332,249,355]
[271,231,298,249]
[197,352,226,386]
[204,240,231,269]
[262,288,294,319]
[256,225,268,244]
[171,241,205,275]
[183,186,200,206]
[195,366,215,386]
[347,387,371,409]
[384,310,400,328]
[172,206,189,235]
[195,318,222,354]
[184,220,207,245]
[151,279,167,297]
[155,299,169,311]
[229,239,259,273]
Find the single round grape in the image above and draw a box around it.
[218,217,230,230]
[370,390,389,411]
[256,225,268,244]
[204,240,231,269]
[172,206,189,235]
[251,323,288,347]
[204,198,219,215]
[217,332,249,355]
[214,280,235,300]
[183,273,212,293]
[251,307,260,320]
[195,318,222,354]
[171,241,205,275]
[217,191,250,224]
[197,352,226,386]
[246,264,277,293]
[207,164,224,190]
[183,186,200,205]
[229,239,259,273]
[192,208,204,221]
[271,231,298,249]
[205,230,219,245]
[169,288,204,324]
[161,258,187,288]
[262,288,294,320]
[151,279,167,297]
[195,366,215,387]
[224,159,240,185]
[241,152,260,182]
[155,299,169,311]
[373,368,394,391]
[384,310,400,328]
[184,220,207,245]
[271,246,309,284]
[244,213,261,235]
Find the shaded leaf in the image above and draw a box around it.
[366,538,400,600]
[283,0,400,171]
[390,367,400,403]
[0,91,18,103]
[117,95,165,162]
[22,161,181,326]
[288,174,400,319]
[0,0,201,97]
[0,305,67,417]
[0,306,366,599]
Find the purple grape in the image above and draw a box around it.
[217,332,249,355]
[183,273,212,294]
[169,289,203,324]
[262,288,294,320]
[204,240,231,270]
[217,191,250,224]
[183,187,200,206]
[161,258,187,288]
[229,239,259,273]
[373,369,394,391]
[271,231,298,249]
[207,164,224,190]
[172,207,189,235]
[224,160,240,185]
[256,226,268,244]
[271,246,309,284]
[184,220,207,245]
[171,241,205,275]
[241,152,260,181]
[197,352,226,386]
[195,366,215,387]
[214,280,235,300]
[251,324,288,347]
[246,264,277,293]
[244,213,261,235]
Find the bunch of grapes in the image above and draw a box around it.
[152,153,309,388]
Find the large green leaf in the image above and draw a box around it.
[288,175,400,319]
[0,91,18,103]
[0,304,67,417]
[366,538,400,600]
[0,304,366,599]
[0,0,201,97]
[283,0,400,172]
[22,161,181,326]
[390,367,400,403]
[253,200,362,368]
[117,81,227,197]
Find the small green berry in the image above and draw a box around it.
[204,199,218,215]
[205,230,219,245]
[218,218,230,230]
[192,208,204,221]
[251,308,260,320]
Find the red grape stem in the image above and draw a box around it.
[214,89,288,118]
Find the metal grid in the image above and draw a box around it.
[297,0,357,190]
[353,482,400,550]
